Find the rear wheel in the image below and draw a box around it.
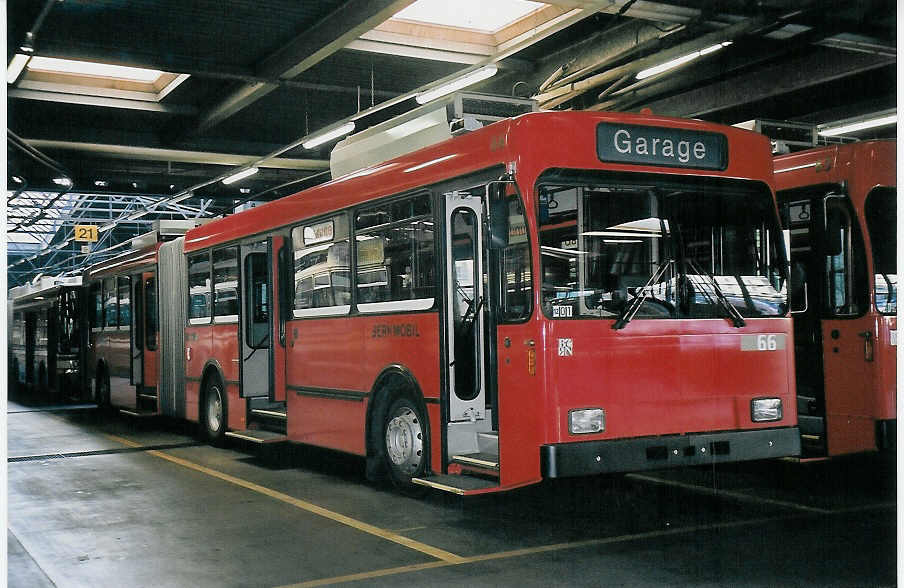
[202,376,227,444]
[96,370,111,411]
[382,396,429,494]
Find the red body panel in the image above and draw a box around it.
[285,312,440,455]
[775,140,896,456]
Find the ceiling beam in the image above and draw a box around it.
[638,49,895,118]
[186,0,415,137]
[8,88,198,114]
[24,140,329,170]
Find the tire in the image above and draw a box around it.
[96,369,112,412]
[381,396,429,494]
[202,376,227,445]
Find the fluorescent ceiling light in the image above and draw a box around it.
[52,177,72,187]
[636,42,732,80]
[222,167,259,185]
[818,114,897,136]
[302,122,356,149]
[393,0,545,33]
[27,56,163,82]
[7,54,30,84]
[416,65,498,104]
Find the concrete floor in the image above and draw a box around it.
[7,398,897,587]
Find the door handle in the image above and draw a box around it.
[858,331,874,362]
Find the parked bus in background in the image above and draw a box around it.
[775,140,896,457]
[8,276,85,402]
[156,97,798,495]
[84,221,201,416]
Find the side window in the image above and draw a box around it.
[499,194,532,322]
[824,198,866,316]
[245,252,270,348]
[91,282,103,329]
[103,277,117,327]
[355,194,435,312]
[145,278,158,350]
[291,215,351,317]
[187,252,212,324]
[864,187,896,315]
[213,247,240,322]
[118,276,131,329]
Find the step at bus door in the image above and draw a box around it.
[130,273,144,387]
[445,192,487,422]
[240,240,273,398]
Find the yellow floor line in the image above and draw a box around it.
[276,515,793,587]
[104,434,465,564]
[278,498,897,587]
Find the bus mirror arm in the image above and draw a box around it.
[488,197,509,250]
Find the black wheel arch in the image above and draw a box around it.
[365,364,431,475]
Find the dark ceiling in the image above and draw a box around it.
[6,0,896,284]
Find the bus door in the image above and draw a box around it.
[141,272,159,405]
[240,240,272,398]
[130,272,144,388]
[783,193,872,456]
[444,191,488,425]
[820,195,875,455]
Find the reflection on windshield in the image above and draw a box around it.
[538,176,788,321]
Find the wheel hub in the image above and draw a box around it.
[385,407,423,475]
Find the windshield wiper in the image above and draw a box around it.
[685,259,746,328]
[612,261,673,330]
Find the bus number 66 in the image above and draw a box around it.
[757,334,778,351]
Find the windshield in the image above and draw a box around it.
[539,173,787,321]
[865,187,896,315]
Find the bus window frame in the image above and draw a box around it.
[290,212,352,319]
[212,245,241,325]
[187,250,213,326]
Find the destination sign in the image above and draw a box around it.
[597,123,727,170]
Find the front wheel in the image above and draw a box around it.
[202,377,227,445]
[382,396,429,493]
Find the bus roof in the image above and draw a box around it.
[184,110,773,253]
[773,139,895,194]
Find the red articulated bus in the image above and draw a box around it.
[85,222,201,417]
[84,105,800,495]
[774,140,896,457]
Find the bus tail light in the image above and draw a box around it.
[527,347,536,376]
[751,398,783,422]
[569,408,605,434]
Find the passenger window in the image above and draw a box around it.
[103,277,117,327]
[499,194,532,322]
[291,215,350,317]
[245,252,269,348]
[188,252,212,324]
[145,278,158,350]
[118,276,131,329]
[355,194,435,312]
[824,198,866,316]
[213,247,240,322]
[91,282,103,329]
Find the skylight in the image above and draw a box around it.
[26,56,164,82]
[393,0,546,33]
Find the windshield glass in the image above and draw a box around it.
[538,173,787,321]
[865,187,896,315]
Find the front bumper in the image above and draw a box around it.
[541,426,801,478]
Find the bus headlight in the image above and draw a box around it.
[751,398,783,422]
[569,408,605,434]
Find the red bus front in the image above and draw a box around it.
[490,113,799,487]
